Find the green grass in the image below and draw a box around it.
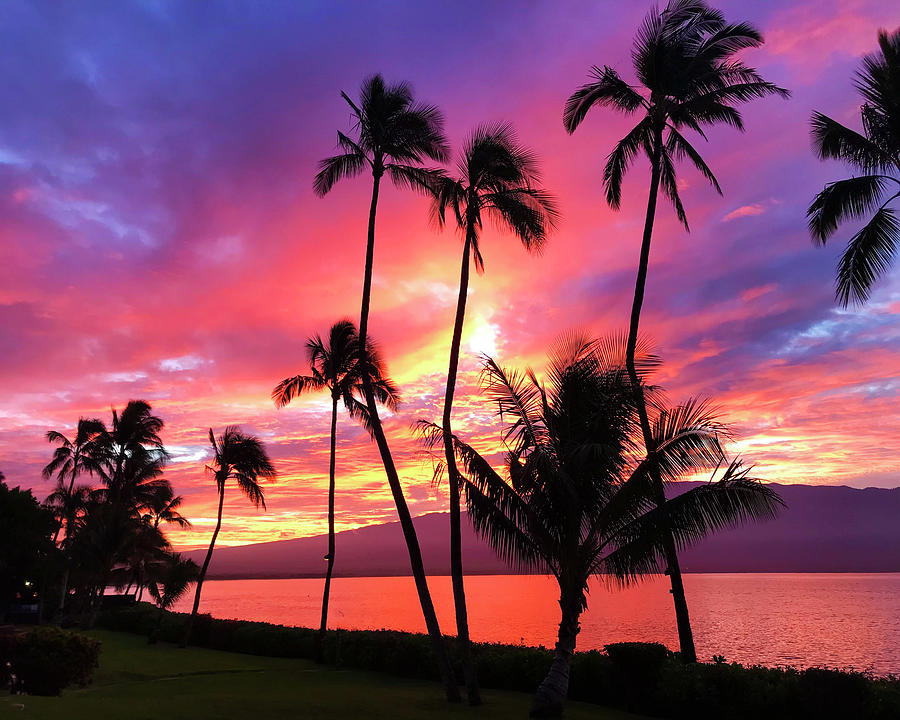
[0,630,644,719]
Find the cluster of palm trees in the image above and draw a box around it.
[272,1,798,714]
[40,402,277,644]
[40,401,193,625]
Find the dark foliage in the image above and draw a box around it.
[0,479,58,619]
[100,605,900,719]
[0,626,100,696]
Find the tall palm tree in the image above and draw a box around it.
[42,417,105,617]
[562,0,788,662]
[183,426,276,646]
[314,73,460,701]
[42,418,105,542]
[272,319,399,654]
[420,333,783,717]
[808,28,900,306]
[98,401,169,510]
[428,123,558,704]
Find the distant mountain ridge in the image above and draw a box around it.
[186,483,900,578]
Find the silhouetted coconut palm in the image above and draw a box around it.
[273,319,399,655]
[145,483,192,530]
[562,0,788,662]
[183,426,275,646]
[420,333,783,717]
[96,401,169,512]
[315,73,460,700]
[428,123,558,704]
[42,418,105,542]
[71,500,162,626]
[42,418,105,617]
[808,28,900,305]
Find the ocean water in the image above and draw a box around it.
[172,573,900,675]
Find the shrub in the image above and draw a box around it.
[97,604,900,719]
[0,626,100,696]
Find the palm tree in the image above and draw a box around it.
[147,552,199,644]
[42,418,105,542]
[42,481,92,616]
[428,123,558,704]
[145,483,192,530]
[272,319,399,655]
[98,401,169,510]
[315,73,460,700]
[42,418,105,618]
[808,28,900,306]
[420,333,783,717]
[183,426,276,646]
[562,0,788,662]
[122,484,192,600]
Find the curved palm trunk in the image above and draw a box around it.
[531,589,583,718]
[624,130,697,663]
[442,232,480,704]
[317,394,339,661]
[358,168,460,702]
[182,482,224,647]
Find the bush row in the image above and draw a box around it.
[0,625,101,696]
[99,604,900,719]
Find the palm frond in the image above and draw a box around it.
[480,356,548,451]
[603,463,783,581]
[313,152,368,197]
[604,118,651,209]
[659,146,689,230]
[665,126,722,194]
[808,175,895,243]
[386,164,446,196]
[811,112,894,172]
[563,65,646,133]
[836,204,900,306]
[272,374,326,408]
[484,187,558,253]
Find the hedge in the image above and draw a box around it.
[0,625,101,696]
[98,604,900,719]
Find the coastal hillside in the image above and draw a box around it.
[188,483,900,578]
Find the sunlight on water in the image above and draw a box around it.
[173,573,900,675]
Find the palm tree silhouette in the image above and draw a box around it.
[428,123,557,704]
[420,333,783,717]
[42,417,105,617]
[273,319,399,655]
[145,483,192,530]
[314,73,460,700]
[42,418,105,542]
[97,400,169,511]
[183,426,276,646]
[147,552,198,644]
[808,28,900,305]
[562,0,788,662]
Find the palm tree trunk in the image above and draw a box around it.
[442,232,480,705]
[624,130,697,663]
[182,482,224,647]
[357,167,461,702]
[317,394,339,662]
[530,589,583,718]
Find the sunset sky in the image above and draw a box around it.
[2,0,899,549]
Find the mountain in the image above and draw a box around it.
[186,483,900,578]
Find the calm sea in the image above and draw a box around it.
[172,573,900,676]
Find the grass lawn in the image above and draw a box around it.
[0,630,644,719]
